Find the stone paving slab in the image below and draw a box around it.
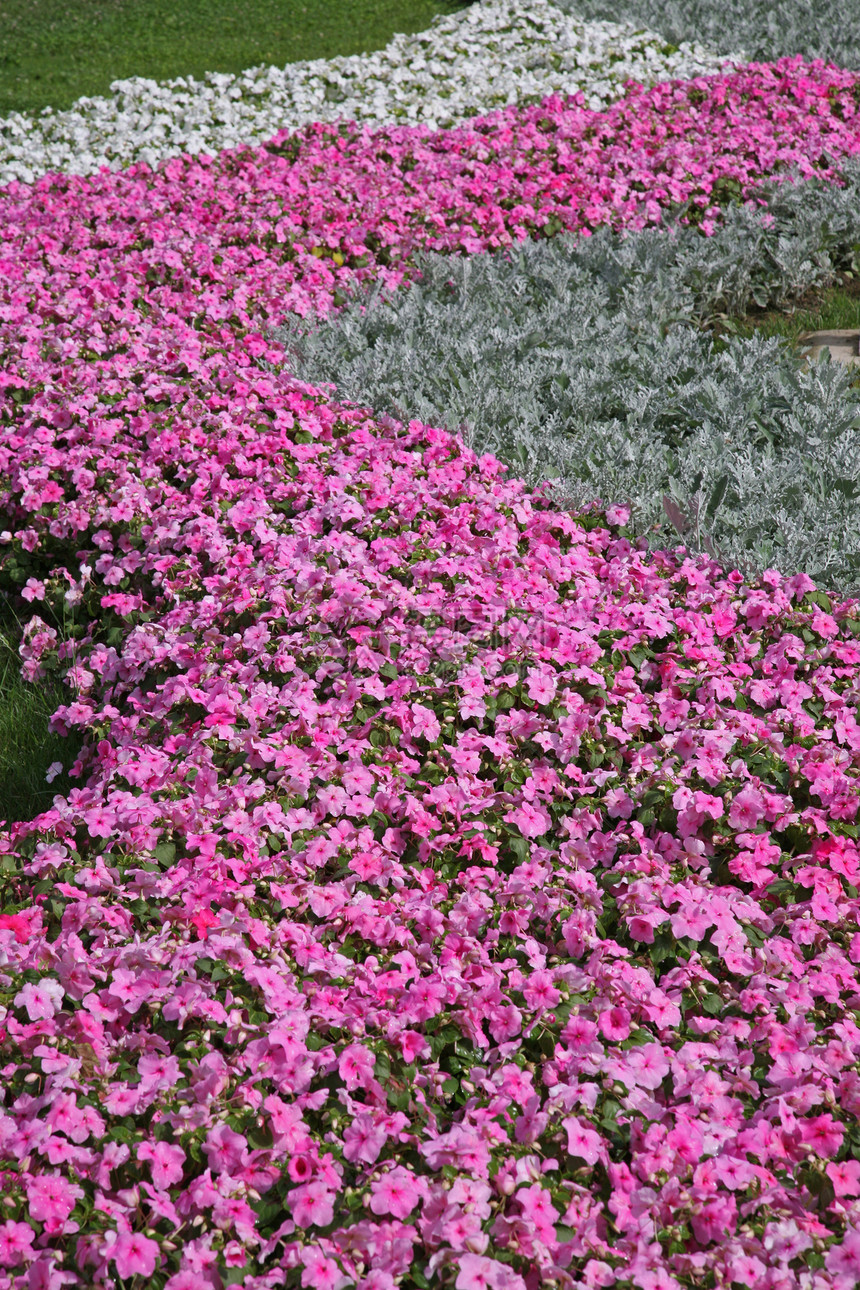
[797,329,860,365]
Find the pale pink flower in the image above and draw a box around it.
[826,1228,860,1279]
[455,1253,527,1290]
[287,1181,336,1228]
[370,1167,422,1220]
[14,978,64,1021]
[0,1220,36,1267]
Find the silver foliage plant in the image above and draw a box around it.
[270,163,860,597]
[555,0,860,70]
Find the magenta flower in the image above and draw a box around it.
[109,1231,160,1279]
[25,1174,82,1234]
[137,1140,186,1190]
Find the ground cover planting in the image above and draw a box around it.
[276,161,860,600]
[3,5,860,1287]
[555,0,860,70]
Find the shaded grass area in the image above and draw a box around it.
[713,273,860,375]
[0,0,475,117]
[0,597,85,826]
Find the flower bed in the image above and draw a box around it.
[0,0,735,187]
[2,19,860,1290]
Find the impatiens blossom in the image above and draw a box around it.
[369,1167,422,1220]
[287,1182,337,1229]
[0,1222,35,1268]
[456,1253,528,1290]
[13,979,64,1021]
[108,1232,160,1279]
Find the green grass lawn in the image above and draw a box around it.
[0,0,475,117]
[714,273,860,346]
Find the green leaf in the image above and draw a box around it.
[507,836,531,862]
[374,1051,391,1082]
[223,1266,251,1286]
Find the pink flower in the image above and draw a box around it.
[621,1043,671,1091]
[826,1228,860,1279]
[690,1194,737,1245]
[25,1174,82,1234]
[14,978,64,1021]
[521,969,561,1011]
[338,1044,376,1091]
[287,1181,336,1228]
[343,1113,388,1165]
[369,1167,422,1220]
[287,1152,316,1182]
[562,1117,606,1167]
[455,1253,527,1290]
[525,666,557,705]
[0,1220,35,1268]
[137,1140,186,1190]
[799,1114,844,1157]
[0,914,31,945]
[109,1231,160,1279]
[204,1121,249,1174]
[561,1015,599,1050]
[517,1182,559,1238]
[827,1160,860,1198]
[727,786,766,831]
[598,1006,631,1041]
[300,1246,351,1290]
[505,801,550,839]
[410,703,441,742]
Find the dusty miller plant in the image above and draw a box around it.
[269,163,860,596]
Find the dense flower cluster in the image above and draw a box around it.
[2,43,860,1290]
[0,0,736,187]
[3,355,860,1288]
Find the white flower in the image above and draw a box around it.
[0,0,741,188]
